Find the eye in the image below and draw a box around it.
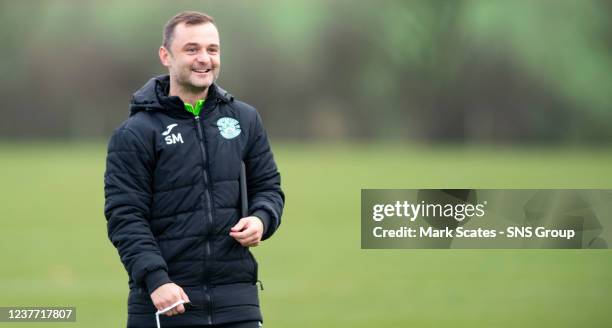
[185,48,197,54]
[208,48,219,55]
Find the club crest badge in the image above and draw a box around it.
[217,117,241,139]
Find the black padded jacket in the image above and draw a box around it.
[104,75,284,327]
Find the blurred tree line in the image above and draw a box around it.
[1,0,611,143]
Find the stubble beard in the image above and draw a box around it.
[176,70,212,94]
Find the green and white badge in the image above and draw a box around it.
[216,117,241,139]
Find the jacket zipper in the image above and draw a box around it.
[194,115,214,325]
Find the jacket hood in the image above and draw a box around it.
[128,75,234,117]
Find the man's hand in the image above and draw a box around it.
[230,216,264,247]
[150,283,190,317]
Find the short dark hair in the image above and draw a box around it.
[162,11,215,50]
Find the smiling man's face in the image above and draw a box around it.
[159,22,221,93]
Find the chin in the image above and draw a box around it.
[188,78,213,89]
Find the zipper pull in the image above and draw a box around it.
[257,280,265,291]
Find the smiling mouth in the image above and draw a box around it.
[192,68,212,73]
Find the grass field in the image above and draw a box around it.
[1,141,611,327]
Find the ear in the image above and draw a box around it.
[159,46,171,67]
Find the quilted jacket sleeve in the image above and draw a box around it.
[245,112,285,241]
[104,126,171,294]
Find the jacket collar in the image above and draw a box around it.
[129,75,233,117]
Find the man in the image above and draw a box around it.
[104,11,284,328]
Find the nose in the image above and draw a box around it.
[196,52,210,65]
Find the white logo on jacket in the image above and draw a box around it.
[217,117,241,139]
[162,123,183,144]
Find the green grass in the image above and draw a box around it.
[1,141,611,327]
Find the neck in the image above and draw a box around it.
[168,78,209,106]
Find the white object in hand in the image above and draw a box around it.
[155,300,186,328]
